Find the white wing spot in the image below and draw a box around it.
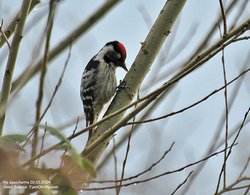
[83,96,93,100]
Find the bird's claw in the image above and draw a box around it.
[117,80,128,89]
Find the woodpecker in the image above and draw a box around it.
[80,41,128,141]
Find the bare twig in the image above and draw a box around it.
[111,138,119,194]
[116,125,132,194]
[117,90,139,194]
[244,187,250,195]
[219,0,227,35]
[217,24,229,189]
[31,0,57,162]
[221,48,229,189]
[0,20,11,50]
[231,36,250,42]
[171,171,193,195]
[226,108,250,162]
[215,107,250,193]
[217,176,250,195]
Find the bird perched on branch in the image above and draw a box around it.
[80,41,127,141]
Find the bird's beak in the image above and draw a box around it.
[120,62,128,72]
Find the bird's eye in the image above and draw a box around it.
[117,53,121,59]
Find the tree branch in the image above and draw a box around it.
[0,0,32,135]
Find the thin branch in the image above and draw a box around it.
[215,107,250,193]
[219,0,228,35]
[116,126,131,194]
[217,176,250,195]
[0,20,11,50]
[31,0,57,162]
[171,171,193,195]
[218,24,229,189]
[111,138,119,194]
[226,107,250,161]
[243,186,250,195]
[117,90,139,194]
[231,36,250,42]
[214,116,250,152]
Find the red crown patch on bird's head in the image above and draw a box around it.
[106,41,127,62]
[117,42,127,61]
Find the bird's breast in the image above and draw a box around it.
[95,63,117,105]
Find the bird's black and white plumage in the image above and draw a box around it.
[80,41,127,141]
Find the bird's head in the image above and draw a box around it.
[102,41,128,71]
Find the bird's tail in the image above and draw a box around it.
[86,115,97,141]
[88,127,92,142]
[86,120,93,141]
